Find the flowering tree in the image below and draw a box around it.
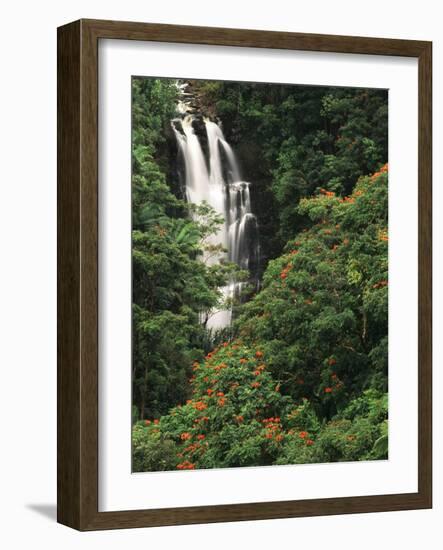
[133,166,388,470]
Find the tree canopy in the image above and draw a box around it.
[131,77,388,469]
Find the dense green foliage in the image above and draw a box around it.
[132,79,233,418]
[131,77,388,469]
[195,80,387,258]
[237,166,389,418]
[133,336,387,471]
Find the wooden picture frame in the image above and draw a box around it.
[57,18,432,530]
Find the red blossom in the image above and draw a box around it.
[177,461,195,470]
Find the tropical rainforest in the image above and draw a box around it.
[131,77,388,471]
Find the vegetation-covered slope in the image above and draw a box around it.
[133,168,388,470]
[131,77,388,469]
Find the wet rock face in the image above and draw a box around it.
[191,115,207,141]
[180,80,219,122]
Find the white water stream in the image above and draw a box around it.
[172,84,260,329]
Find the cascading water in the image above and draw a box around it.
[172,83,260,329]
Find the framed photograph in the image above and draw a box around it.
[57,19,432,530]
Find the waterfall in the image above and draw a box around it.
[172,86,260,329]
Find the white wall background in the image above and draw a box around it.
[0,0,441,548]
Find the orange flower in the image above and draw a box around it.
[214,363,227,372]
[324,387,333,393]
[197,434,205,441]
[275,434,284,442]
[255,350,264,358]
[239,358,248,364]
[217,397,226,407]
[194,401,208,411]
[216,391,224,397]
[328,357,337,366]
[153,419,159,425]
[235,415,244,423]
[305,439,314,446]
[251,381,261,389]
[176,461,195,470]
[299,431,308,439]
[370,163,389,182]
[180,432,192,441]
[144,420,151,426]
[253,370,261,376]
[206,389,214,396]
[342,196,355,204]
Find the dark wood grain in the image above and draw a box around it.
[57,19,432,531]
[57,20,81,528]
[417,42,432,506]
[84,18,429,57]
